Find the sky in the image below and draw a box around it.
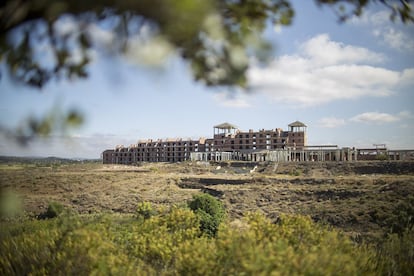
[0,1,413,159]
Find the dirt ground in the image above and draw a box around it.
[1,160,413,241]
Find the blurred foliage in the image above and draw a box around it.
[376,226,414,276]
[38,201,65,219]
[387,196,414,235]
[0,0,412,89]
[9,107,84,145]
[316,0,414,23]
[135,201,158,220]
[0,0,412,140]
[0,190,22,218]
[4,204,408,275]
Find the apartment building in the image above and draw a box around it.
[102,121,307,164]
[204,121,306,152]
[102,138,206,164]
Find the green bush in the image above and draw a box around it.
[188,193,226,237]
[376,226,414,275]
[38,201,65,219]
[2,207,405,275]
[174,212,378,275]
[376,153,389,160]
[387,197,414,235]
[289,168,302,176]
[136,202,157,220]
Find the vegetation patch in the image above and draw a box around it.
[0,160,413,273]
[3,206,412,275]
[188,193,226,237]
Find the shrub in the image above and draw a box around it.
[289,168,302,176]
[387,197,414,235]
[188,193,226,237]
[175,213,378,275]
[376,226,414,275]
[136,202,157,220]
[0,208,391,275]
[38,201,65,219]
[376,153,389,161]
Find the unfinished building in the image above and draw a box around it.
[102,121,307,164]
[102,121,414,163]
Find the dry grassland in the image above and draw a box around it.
[1,160,413,240]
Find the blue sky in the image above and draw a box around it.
[1,1,413,158]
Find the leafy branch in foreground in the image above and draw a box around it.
[0,1,412,140]
[0,0,412,89]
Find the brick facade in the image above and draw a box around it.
[102,122,307,164]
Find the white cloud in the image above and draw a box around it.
[349,10,390,26]
[247,34,407,106]
[400,68,414,86]
[318,117,346,128]
[300,34,384,65]
[0,132,136,159]
[350,11,414,51]
[381,28,414,51]
[317,110,412,128]
[398,110,413,119]
[350,112,400,124]
[212,91,251,108]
